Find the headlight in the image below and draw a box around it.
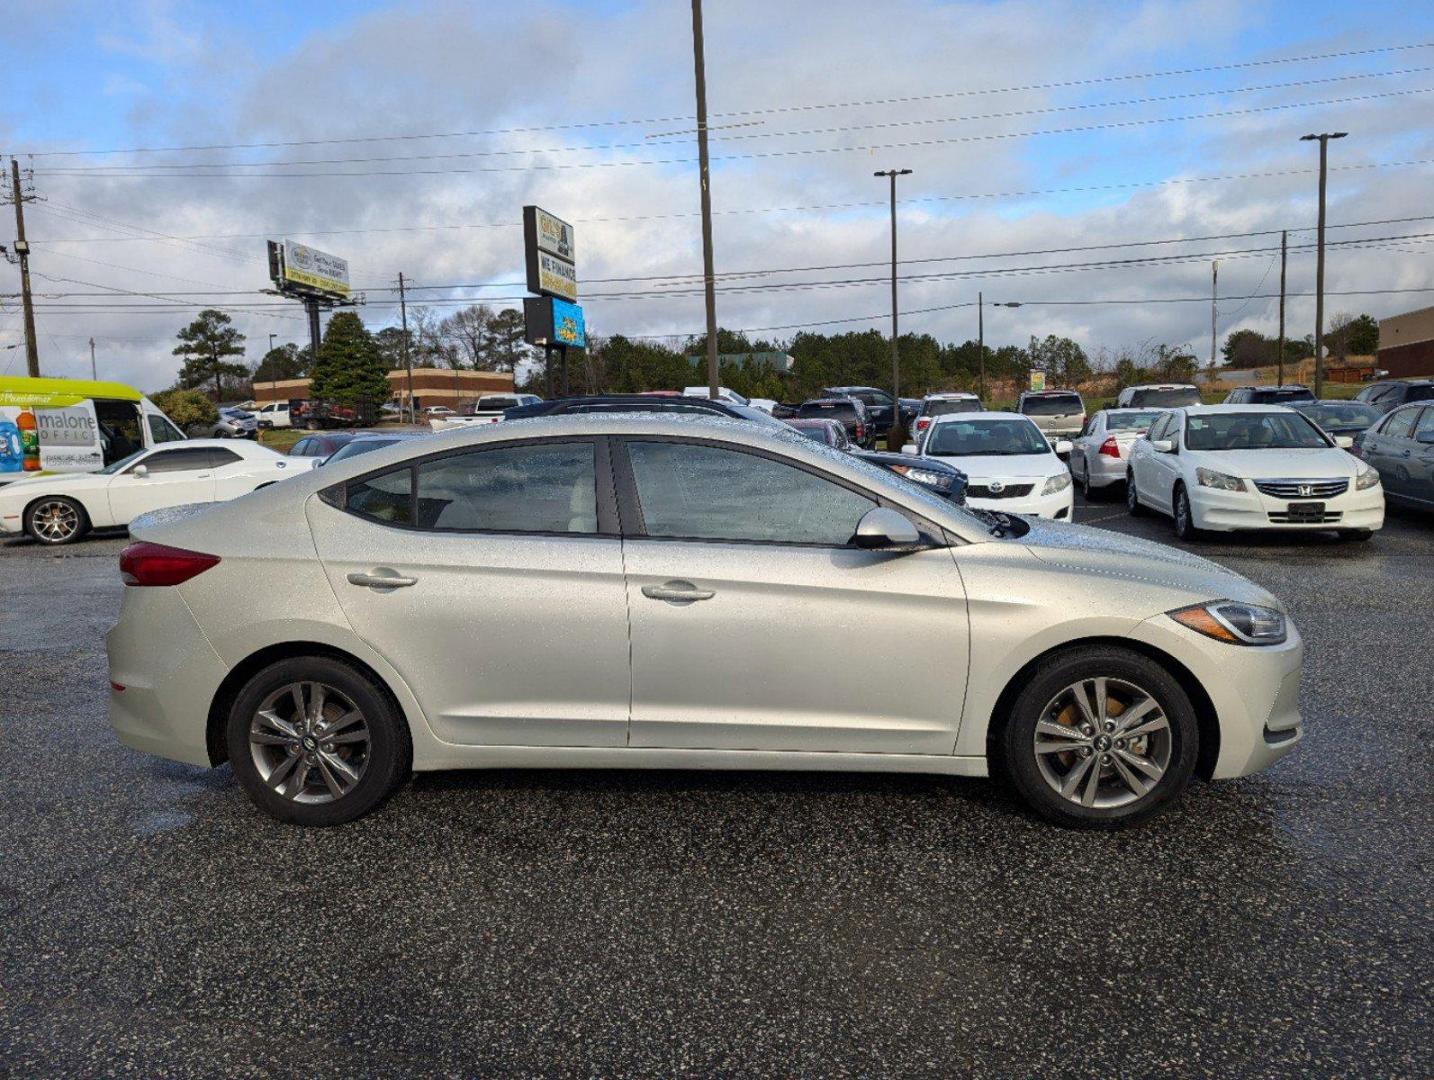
[1196,467,1246,492]
[888,464,953,490]
[1041,472,1072,496]
[1169,601,1287,645]
[1355,466,1380,490]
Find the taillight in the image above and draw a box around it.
[1099,436,1122,458]
[916,417,930,432]
[856,423,865,441]
[120,542,220,587]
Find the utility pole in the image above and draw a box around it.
[1209,260,1219,368]
[1277,230,1288,386]
[875,167,911,448]
[977,291,984,402]
[89,337,96,380]
[397,272,414,422]
[6,159,40,378]
[690,0,720,399]
[267,333,278,399]
[1301,131,1346,398]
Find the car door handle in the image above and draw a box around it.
[641,581,715,603]
[347,570,417,588]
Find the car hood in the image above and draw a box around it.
[1189,447,1359,478]
[1019,518,1278,609]
[925,452,1060,480]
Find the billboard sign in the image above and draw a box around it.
[524,205,577,301]
[524,297,586,348]
[1029,369,1046,392]
[270,240,350,299]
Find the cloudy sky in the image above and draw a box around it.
[3,0,1433,390]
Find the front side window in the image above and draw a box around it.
[625,441,874,546]
[147,413,186,444]
[926,418,1050,456]
[136,447,215,474]
[1412,408,1434,440]
[416,443,597,533]
[1184,412,1329,451]
[1382,407,1418,439]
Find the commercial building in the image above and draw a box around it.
[252,367,515,411]
[1377,307,1434,378]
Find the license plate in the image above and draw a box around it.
[1288,501,1325,520]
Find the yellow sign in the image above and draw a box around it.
[1029,370,1046,392]
[536,251,578,302]
[282,241,350,298]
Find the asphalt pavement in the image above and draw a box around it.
[1,497,1431,1077]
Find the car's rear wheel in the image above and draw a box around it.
[1001,646,1199,828]
[226,656,411,826]
[25,496,89,545]
[1125,471,1146,515]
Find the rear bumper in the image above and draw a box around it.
[106,587,230,767]
[1085,453,1129,487]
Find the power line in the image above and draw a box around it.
[38,89,1434,179]
[17,40,1434,158]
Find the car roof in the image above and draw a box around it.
[1102,406,1167,413]
[924,391,979,399]
[158,438,275,454]
[929,410,1026,423]
[1122,383,1196,389]
[1169,403,1299,414]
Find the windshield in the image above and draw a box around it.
[1294,402,1382,431]
[923,398,980,417]
[99,449,148,475]
[927,418,1050,456]
[1106,410,1163,432]
[1021,394,1082,416]
[1126,387,1200,408]
[325,438,404,463]
[1185,412,1330,451]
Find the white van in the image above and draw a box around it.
[0,376,187,485]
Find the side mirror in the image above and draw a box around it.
[133,464,149,478]
[901,443,918,455]
[1054,439,1073,456]
[1333,435,1354,449]
[854,507,923,551]
[1151,439,1175,454]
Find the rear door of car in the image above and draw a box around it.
[307,436,632,748]
[614,436,969,755]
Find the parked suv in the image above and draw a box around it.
[1354,378,1434,415]
[796,397,872,447]
[912,392,982,446]
[1222,385,1315,405]
[1116,383,1201,408]
[821,386,918,440]
[1015,390,1086,441]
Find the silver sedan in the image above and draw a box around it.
[107,413,1303,829]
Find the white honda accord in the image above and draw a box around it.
[1126,405,1384,540]
[0,439,316,545]
[107,414,1303,829]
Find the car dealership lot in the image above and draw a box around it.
[1,504,1430,1075]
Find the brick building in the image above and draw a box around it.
[252,367,515,411]
[1377,306,1434,378]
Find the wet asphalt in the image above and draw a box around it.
[1,498,1431,1077]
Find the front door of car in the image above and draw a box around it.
[106,446,217,523]
[1371,408,1417,498]
[307,438,631,748]
[615,438,969,755]
[1144,415,1182,511]
[1408,408,1434,505]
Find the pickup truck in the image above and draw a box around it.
[428,393,543,431]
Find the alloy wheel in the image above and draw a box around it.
[31,500,80,543]
[249,681,371,804]
[1032,677,1172,809]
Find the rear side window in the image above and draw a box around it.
[291,439,312,455]
[208,448,243,467]
[415,443,597,533]
[625,441,874,546]
[137,447,215,474]
[1382,408,1418,439]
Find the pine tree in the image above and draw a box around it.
[309,312,390,407]
[173,309,248,400]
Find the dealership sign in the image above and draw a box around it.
[524,206,577,301]
[524,296,586,349]
[268,240,350,299]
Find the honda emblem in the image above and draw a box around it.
[1297,484,1313,497]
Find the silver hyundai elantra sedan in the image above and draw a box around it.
[106,414,1303,829]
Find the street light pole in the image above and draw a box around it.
[1209,260,1219,368]
[1301,131,1346,397]
[875,167,911,447]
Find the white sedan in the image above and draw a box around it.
[0,439,316,545]
[1126,405,1384,540]
[1069,408,1163,497]
[905,411,1073,519]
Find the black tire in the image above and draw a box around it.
[305,418,321,431]
[1079,455,1099,501]
[226,656,411,826]
[1338,528,1374,542]
[1173,483,1199,541]
[1125,471,1146,516]
[24,496,90,545]
[999,645,1199,829]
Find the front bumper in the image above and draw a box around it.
[1188,481,1384,532]
[966,484,1074,520]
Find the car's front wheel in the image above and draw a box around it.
[1000,645,1199,829]
[226,656,411,826]
[1173,484,1199,541]
[25,496,89,545]
[1125,471,1146,515]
